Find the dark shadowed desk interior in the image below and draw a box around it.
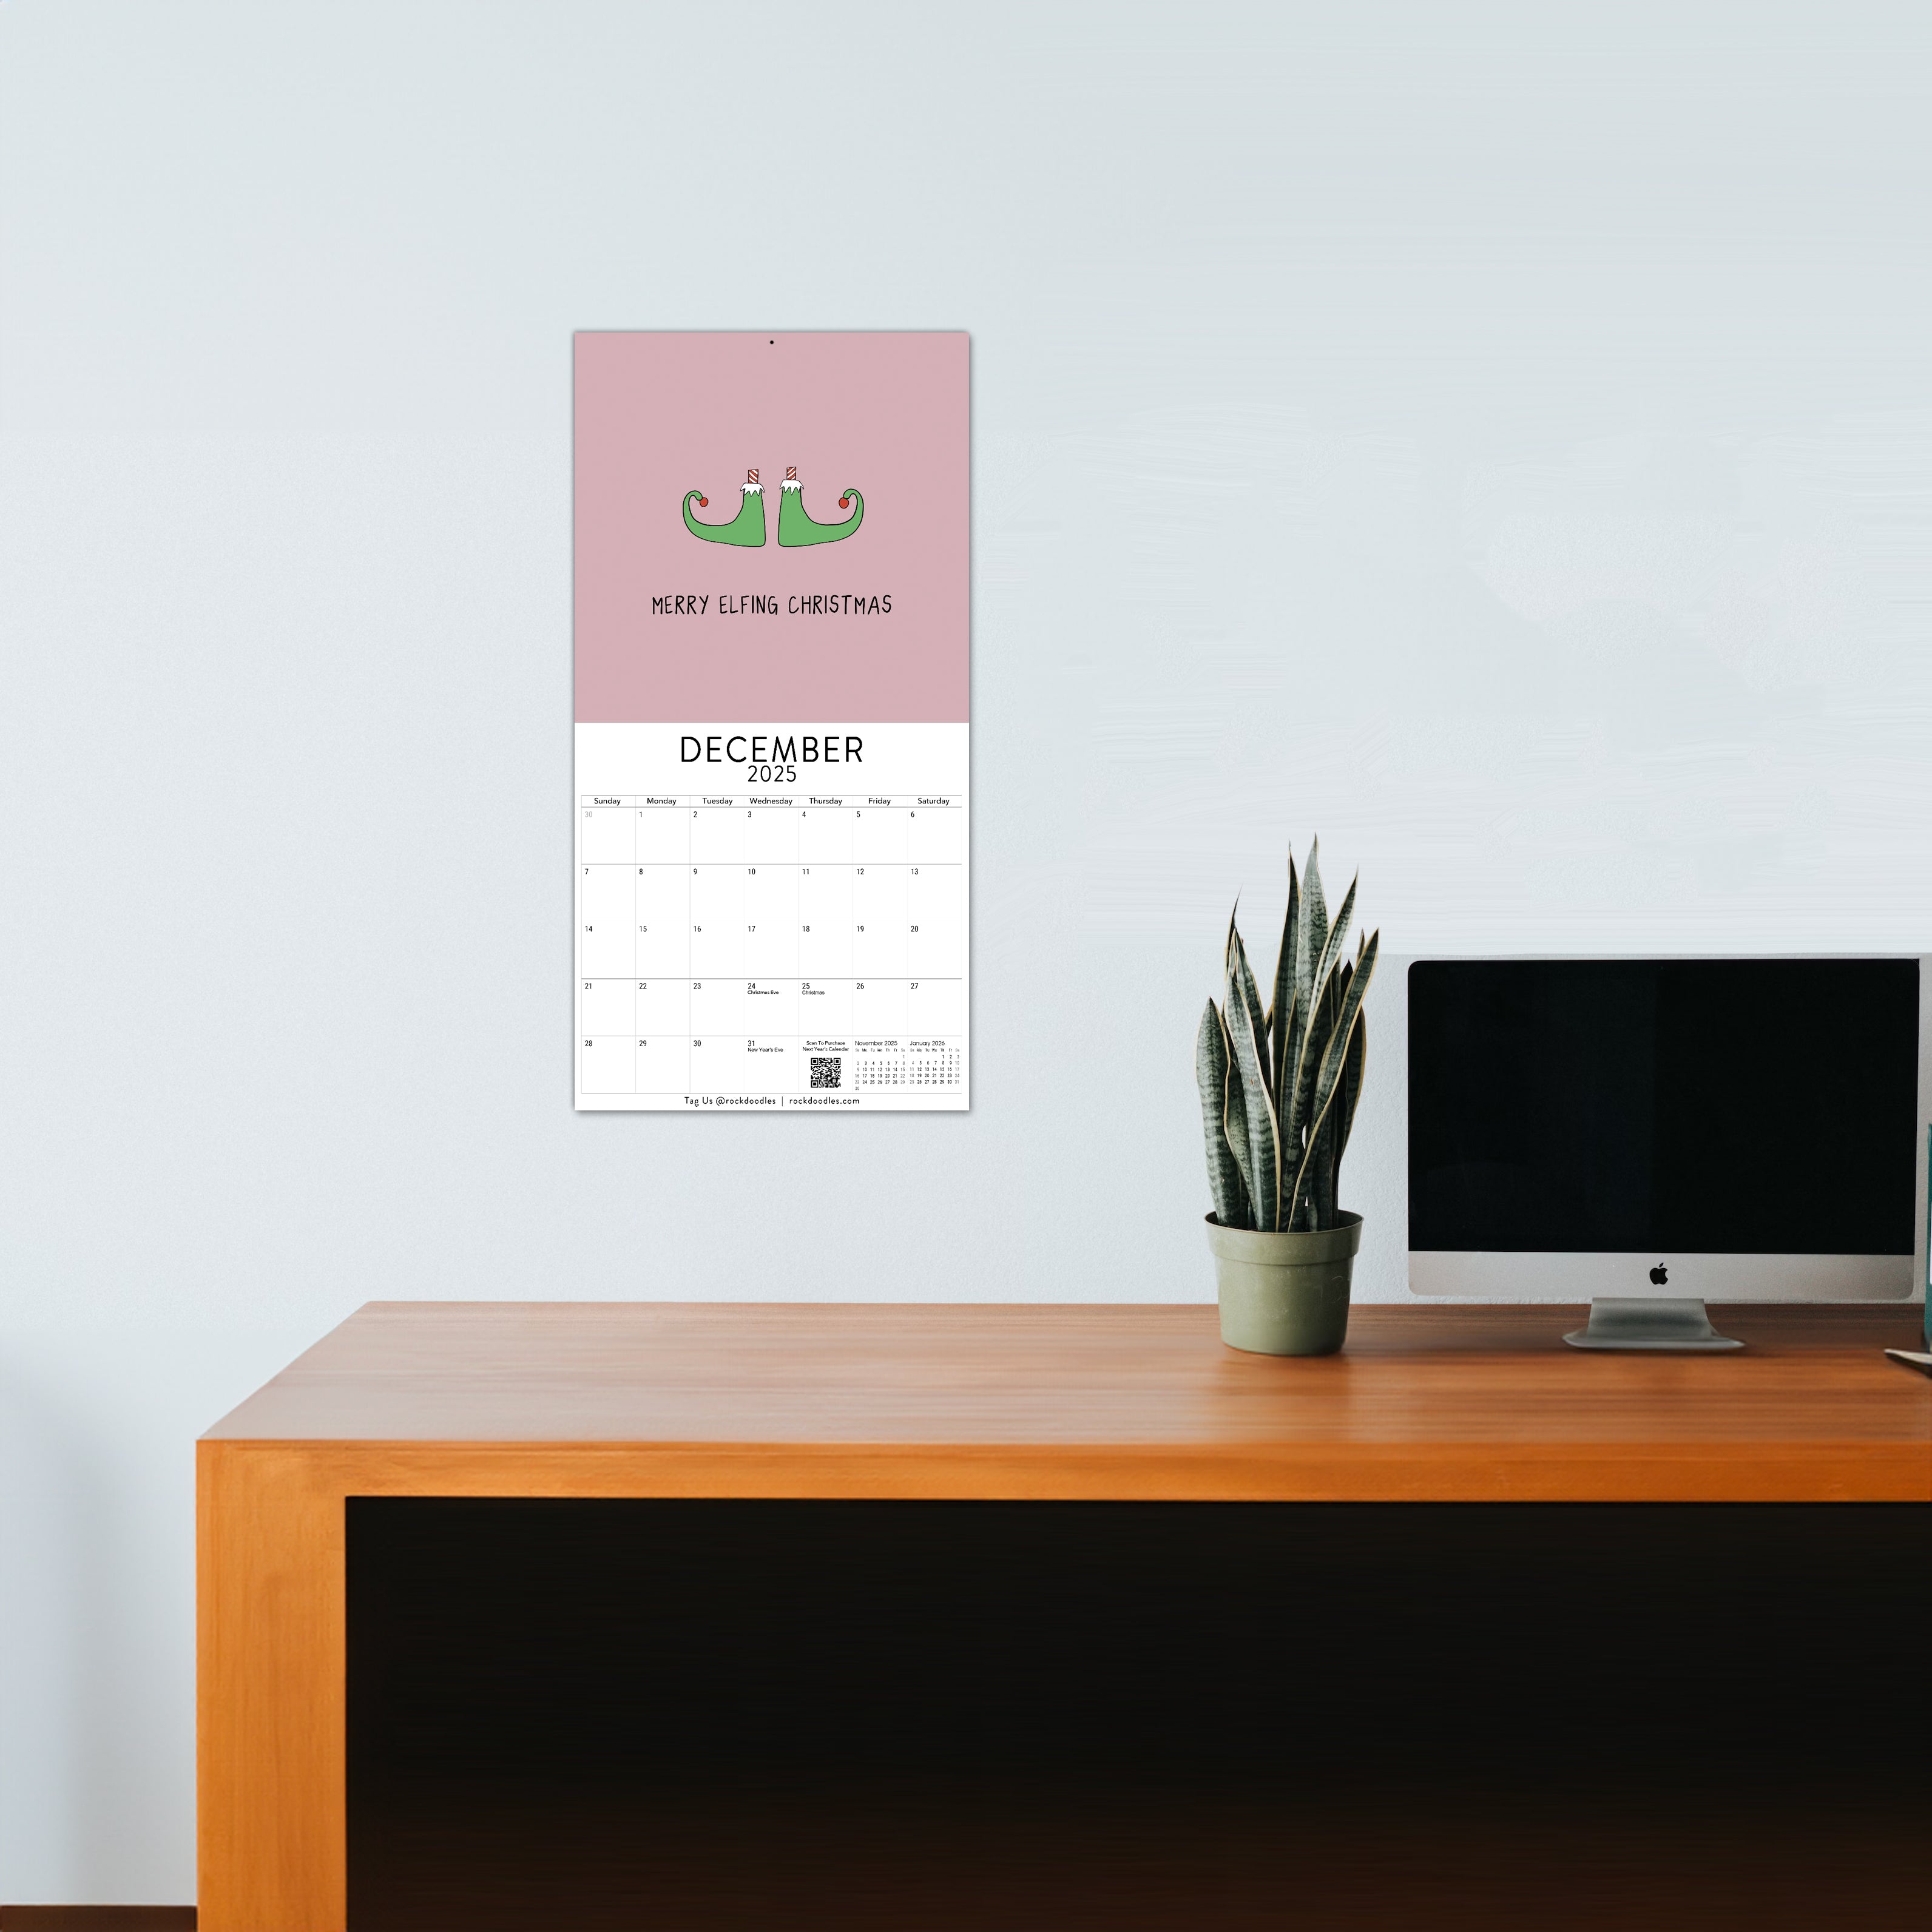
[199,1302,1930,1930]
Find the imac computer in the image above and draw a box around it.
[1406,958,1928,1349]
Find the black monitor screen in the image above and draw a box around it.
[1408,959,1919,1255]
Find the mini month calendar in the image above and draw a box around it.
[573,333,969,1110]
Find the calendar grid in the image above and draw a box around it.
[578,792,965,1103]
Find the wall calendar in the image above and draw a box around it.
[573,333,969,1110]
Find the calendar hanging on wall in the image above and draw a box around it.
[573,333,970,1110]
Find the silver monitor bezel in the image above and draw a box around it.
[1401,953,1929,1303]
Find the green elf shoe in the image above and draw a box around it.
[684,470,766,546]
[777,467,863,547]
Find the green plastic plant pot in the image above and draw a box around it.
[1206,1211,1363,1356]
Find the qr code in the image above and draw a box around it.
[809,1056,842,1090]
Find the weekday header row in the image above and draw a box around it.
[583,795,959,809]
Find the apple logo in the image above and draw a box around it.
[1649,1263,1669,1286]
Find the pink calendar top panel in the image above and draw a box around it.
[574,332,968,724]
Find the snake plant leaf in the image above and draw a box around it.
[1312,873,1358,1011]
[1291,954,1357,1231]
[1270,853,1301,1113]
[1224,938,1282,1232]
[1300,839,1328,1018]
[1281,844,1330,1157]
[1300,941,1351,1144]
[1218,905,1254,1207]
[1287,930,1379,1226]
[1303,1107,1337,1231]
[1229,925,1272,1112]
[1336,934,1370,1162]
[1329,955,1354,1101]
[1222,902,1244,1065]
[1218,1001,1255,1214]
[1283,970,1324,1173]
[1295,868,1357,1152]
[1196,999,1250,1228]
[1336,1005,1368,1179]
[1323,944,1369,1214]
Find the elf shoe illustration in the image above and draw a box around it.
[683,469,766,545]
[777,467,863,547]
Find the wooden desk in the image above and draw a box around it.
[197,1302,1930,1930]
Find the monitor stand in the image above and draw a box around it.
[1562,1299,1745,1352]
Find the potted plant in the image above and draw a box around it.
[1195,841,1379,1354]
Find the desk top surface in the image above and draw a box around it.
[201,1302,1930,1501]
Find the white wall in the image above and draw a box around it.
[3,0,1928,1903]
